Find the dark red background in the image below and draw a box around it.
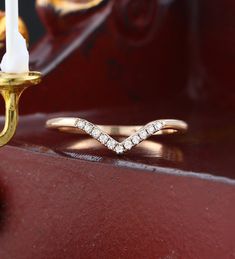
[0,0,235,258]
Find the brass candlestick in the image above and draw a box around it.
[0,71,41,147]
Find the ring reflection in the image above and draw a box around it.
[65,138,184,162]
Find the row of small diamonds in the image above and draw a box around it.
[75,119,165,154]
[121,120,165,152]
[75,119,122,153]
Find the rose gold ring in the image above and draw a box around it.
[46,117,188,154]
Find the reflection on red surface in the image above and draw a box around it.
[65,138,184,162]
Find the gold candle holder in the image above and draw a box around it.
[0,71,41,147]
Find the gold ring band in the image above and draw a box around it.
[46,117,188,154]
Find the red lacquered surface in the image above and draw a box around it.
[0,104,234,258]
[8,105,235,179]
[0,145,234,259]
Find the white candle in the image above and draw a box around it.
[0,0,29,73]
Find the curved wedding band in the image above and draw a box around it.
[46,118,188,154]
